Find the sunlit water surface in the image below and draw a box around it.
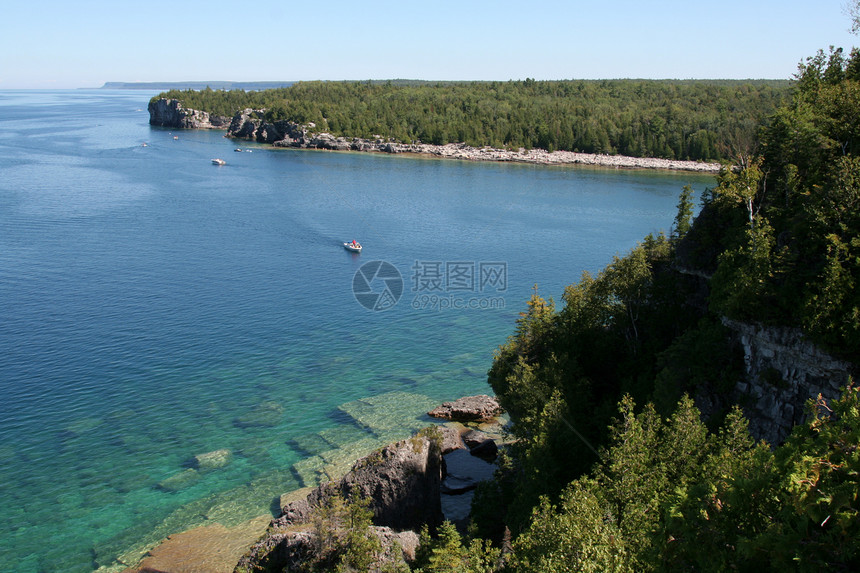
[0,89,714,571]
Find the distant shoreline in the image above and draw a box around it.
[149,97,724,173]
[103,81,295,90]
[262,138,724,173]
[369,142,723,172]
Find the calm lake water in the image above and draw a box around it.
[0,90,714,571]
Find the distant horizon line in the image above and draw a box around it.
[98,77,791,89]
[0,78,794,90]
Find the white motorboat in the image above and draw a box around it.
[344,241,362,253]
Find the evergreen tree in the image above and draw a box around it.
[672,185,695,239]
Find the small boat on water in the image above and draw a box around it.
[212,158,226,166]
[344,240,362,253]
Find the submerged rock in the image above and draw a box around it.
[441,489,476,527]
[157,468,201,492]
[132,515,270,573]
[193,449,233,471]
[440,447,498,531]
[61,416,103,438]
[233,401,284,428]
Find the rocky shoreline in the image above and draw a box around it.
[148,98,722,173]
[120,395,506,572]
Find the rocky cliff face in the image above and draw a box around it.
[227,109,313,145]
[236,433,443,572]
[723,318,854,445]
[228,108,369,150]
[148,98,231,129]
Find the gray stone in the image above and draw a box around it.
[437,424,466,454]
[243,433,443,572]
[469,439,499,461]
[428,395,502,422]
[279,433,443,532]
[723,318,854,445]
[147,98,229,129]
[236,527,416,573]
[228,109,263,139]
[462,429,498,461]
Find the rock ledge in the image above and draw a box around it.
[236,432,443,572]
[428,395,502,422]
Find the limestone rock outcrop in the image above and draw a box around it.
[723,318,854,445]
[236,433,443,572]
[462,428,499,461]
[147,98,230,129]
[227,109,314,146]
[437,424,467,454]
[428,395,502,422]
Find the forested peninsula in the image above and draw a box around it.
[133,46,860,573]
[150,78,789,164]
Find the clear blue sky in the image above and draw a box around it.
[1,0,857,88]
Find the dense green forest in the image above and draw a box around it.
[153,79,790,161]
[458,44,860,572]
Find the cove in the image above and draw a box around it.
[0,89,714,571]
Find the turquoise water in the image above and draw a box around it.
[0,90,714,571]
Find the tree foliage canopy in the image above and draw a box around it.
[153,79,790,161]
[511,385,860,571]
[477,40,860,573]
[706,46,860,357]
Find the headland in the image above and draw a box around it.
[148,97,722,173]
